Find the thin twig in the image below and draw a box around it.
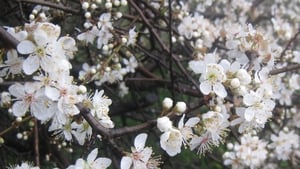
[79,105,156,139]
[269,64,300,75]
[17,0,80,14]
[34,119,40,167]
[280,29,300,60]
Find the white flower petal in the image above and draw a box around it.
[244,107,255,121]
[45,86,60,101]
[178,114,185,129]
[87,148,98,163]
[200,80,212,95]
[120,156,132,169]
[31,101,52,121]
[17,40,36,54]
[12,101,29,117]
[185,117,200,127]
[134,133,147,151]
[243,92,256,106]
[93,157,111,168]
[9,83,25,98]
[140,147,152,162]
[213,83,227,98]
[23,55,40,75]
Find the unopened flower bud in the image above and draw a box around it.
[227,143,233,150]
[79,85,87,93]
[84,12,91,19]
[102,45,109,51]
[230,78,240,88]
[113,0,120,6]
[157,116,172,132]
[105,2,113,9]
[82,2,90,10]
[121,37,127,44]
[17,133,23,139]
[91,3,97,9]
[29,14,35,20]
[162,97,173,110]
[120,0,127,6]
[16,117,22,122]
[174,101,186,115]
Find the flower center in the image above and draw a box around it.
[24,94,34,104]
[36,47,46,57]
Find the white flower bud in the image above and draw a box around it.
[121,37,127,44]
[102,45,109,51]
[283,127,289,132]
[17,133,23,139]
[105,2,113,9]
[90,68,97,74]
[120,0,127,6]
[39,12,46,19]
[83,22,91,29]
[172,36,176,43]
[82,2,90,10]
[174,101,186,115]
[79,85,87,93]
[84,12,91,18]
[230,78,240,88]
[62,141,67,147]
[91,3,97,9]
[178,36,184,42]
[113,0,120,6]
[116,12,122,18]
[162,97,173,110]
[1,91,11,107]
[157,116,172,132]
[29,14,35,20]
[108,43,114,49]
[237,69,251,85]
[32,9,38,14]
[226,143,233,150]
[96,0,102,4]
[16,117,22,122]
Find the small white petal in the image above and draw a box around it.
[9,83,25,98]
[31,101,53,121]
[45,86,60,101]
[17,40,35,54]
[93,157,111,168]
[185,117,200,127]
[200,80,212,95]
[23,55,40,75]
[120,156,132,169]
[213,83,227,98]
[12,101,29,117]
[244,107,255,121]
[134,133,147,151]
[243,92,256,106]
[87,148,98,163]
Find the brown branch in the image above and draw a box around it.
[17,0,80,14]
[79,105,156,139]
[269,64,300,75]
[34,119,40,167]
[0,26,20,49]
[280,29,300,60]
